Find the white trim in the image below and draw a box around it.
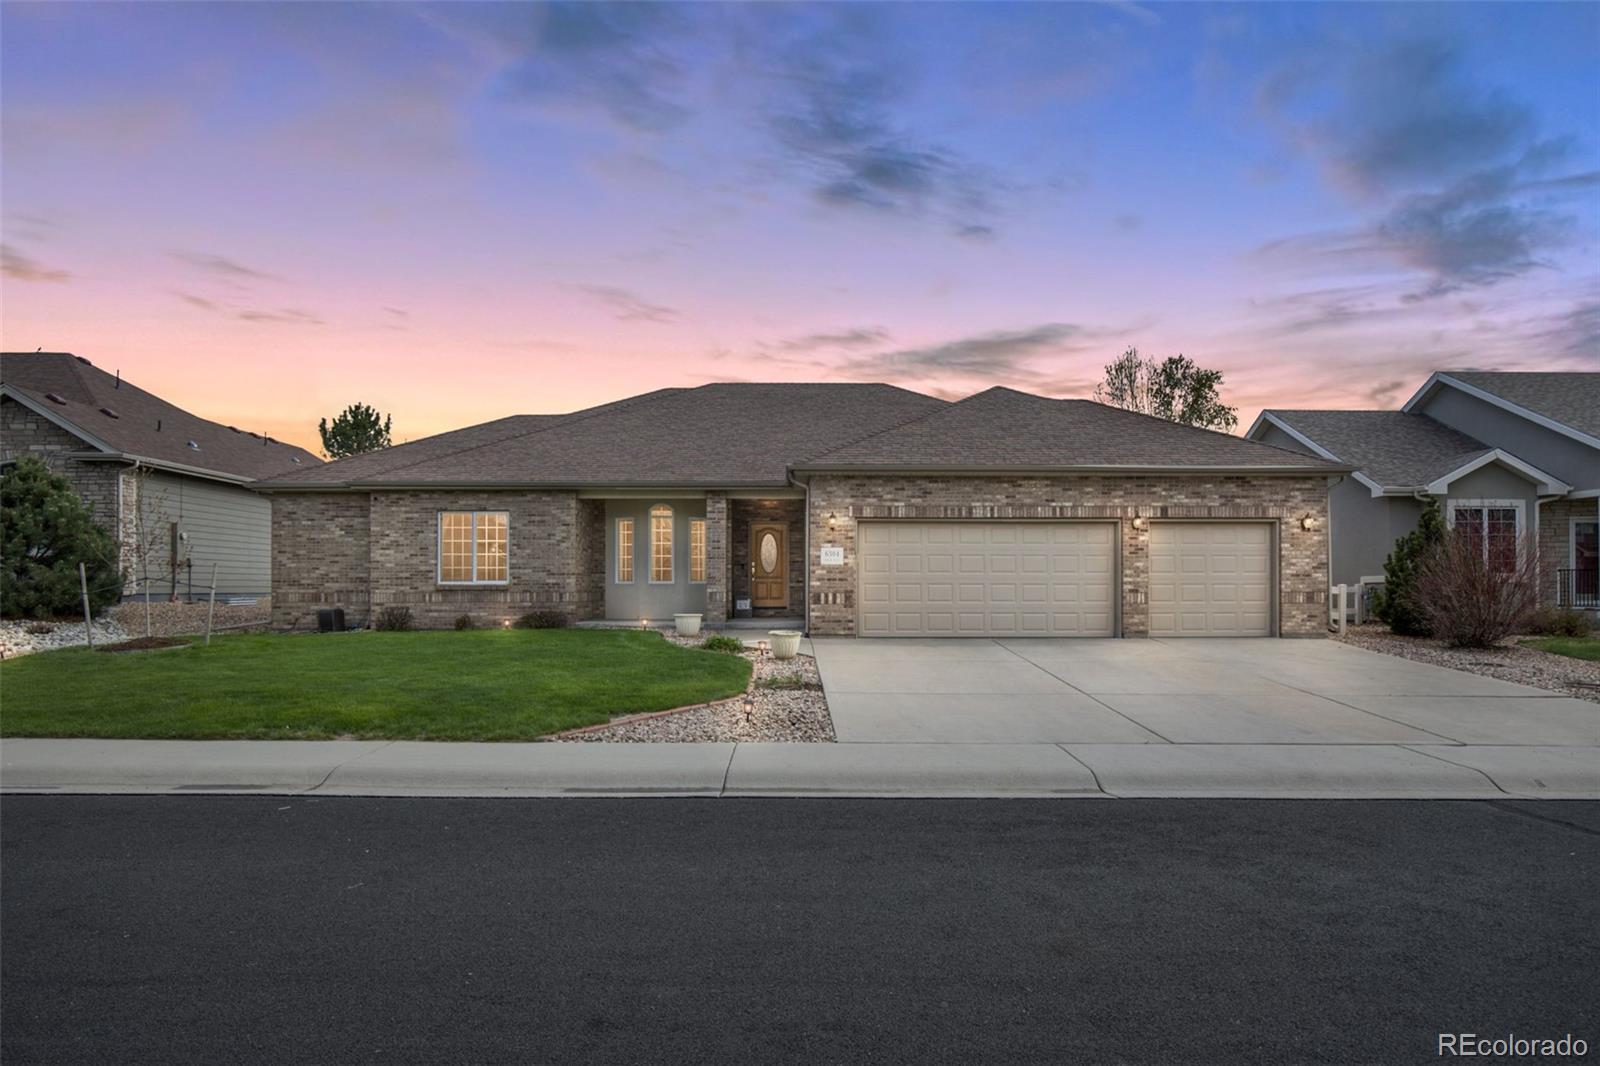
[1572,515,1599,571]
[1445,498,1526,568]
[435,510,511,587]
[647,503,674,585]
[1423,449,1570,496]
[1402,372,1600,450]
[688,517,708,585]
[1569,488,1600,500]
[614,516,635,584]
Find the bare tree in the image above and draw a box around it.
[123,465,185,637]
[1414,527,1543,647]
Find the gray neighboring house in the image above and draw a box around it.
[257,383,1347,638]
[1248,371,1600,614]
[1,352,321,601]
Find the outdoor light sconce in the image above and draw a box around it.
[827,512,838,529]
[1131,516,1147,530]
[1300,514,1316,531]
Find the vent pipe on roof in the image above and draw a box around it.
[156,419,162,432]
[114,369,121,389]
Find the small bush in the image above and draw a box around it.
[1526,606,1593,638]
[1373,498,1446,636]
[515,609,569,629]
[24,621,55,635]
[374,606,414,632]
[755,674,808,690]
[700,635,745,654]
[1414,528,1541,647]
[453,614,477,630]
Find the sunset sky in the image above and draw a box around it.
[3,1,1596,454]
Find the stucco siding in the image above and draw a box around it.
[1254,423,1321,458]
[1417,387,1600,491]
[1328,477,1422,586]
[602,498,709,620]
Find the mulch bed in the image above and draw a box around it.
[96,636,192,654]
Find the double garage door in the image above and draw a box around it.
[858,520,1273,637]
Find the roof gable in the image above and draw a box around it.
[1,352,320,481]
[1251,410,1494,491]
[1403,371,1600,447]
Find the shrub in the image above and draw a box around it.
[1526,606,1593,638]
[1,457,124,620]
[700,634,745,654]
[25,621,55,635]
[1414,528,1542,647]
[453,614,477,630]
[515,609,569,629]
[755,674,807,690]
[1373,498,1446,636]
[374,606,414,631]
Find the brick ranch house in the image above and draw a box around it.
[256,384,1349,638]
[2,352,319,600]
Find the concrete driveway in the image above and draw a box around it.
[812,637,1600,746]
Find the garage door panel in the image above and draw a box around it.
[1149,522,1273,637]
[859,521,1116,637]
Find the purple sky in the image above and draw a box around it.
[3,1,1596,451]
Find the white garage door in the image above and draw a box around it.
[1148,523,1273,637]
[858,522,1116,637]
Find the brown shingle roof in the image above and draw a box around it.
[1261,410,1492,488]
[262,383,948,488]
[800,387,1345,471]
[1,352,320,480]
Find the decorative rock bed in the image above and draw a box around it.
[554,631,835,743]
[1335,624,1600,704]
[0,618,131,659]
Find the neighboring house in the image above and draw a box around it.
[1,352,320,601]
[1248,371,1600,614]
[256,383,1346,638]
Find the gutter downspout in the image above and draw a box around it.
[787,470,810,636]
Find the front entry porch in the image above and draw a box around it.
[594,491,806,628]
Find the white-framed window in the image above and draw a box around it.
[1447,498,1523,574]
[616,518,635,583]
[438,511,509,585]
[649,504,673,584]
[689,519,707,583]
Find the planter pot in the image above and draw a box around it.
[768,629,802,660]
[674,613,703,637]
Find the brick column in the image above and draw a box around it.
[705,492,729,624]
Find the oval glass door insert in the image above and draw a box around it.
[759,531,778,573]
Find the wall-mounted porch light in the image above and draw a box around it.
[1300,514,1317,531]
[827,512,838,529]
[1131,516,1147,530]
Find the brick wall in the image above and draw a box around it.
[271,493,373,629]
[731,497,805,616]
[2,396,136,587]
[1539,497,1598,610]
[704,493,728,624]
[805,474,1331,637]
[271,489,605,630]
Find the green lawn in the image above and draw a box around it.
[1523,636,1600,662]
[0,629,751,741]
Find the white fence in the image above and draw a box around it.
[1327,582,1370,634]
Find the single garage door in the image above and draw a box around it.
[1148,522,1273,637]
[858,521,1116,637]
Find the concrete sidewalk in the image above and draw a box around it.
[3,738,1595,799]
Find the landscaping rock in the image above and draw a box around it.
[0,617,130,658]
[557,631,835,742]
[1336,624,1600,704]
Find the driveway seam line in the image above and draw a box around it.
[1262,679,1466,745]
[719,743,737,796]
[1399,745,1514,796]
[996,643,1174,744]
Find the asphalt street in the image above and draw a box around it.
[2,797,1596,1065]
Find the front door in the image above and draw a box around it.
[750,523,788,608]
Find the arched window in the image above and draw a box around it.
[649,504,674,583]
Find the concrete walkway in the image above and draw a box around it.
[3,736,1594,798]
